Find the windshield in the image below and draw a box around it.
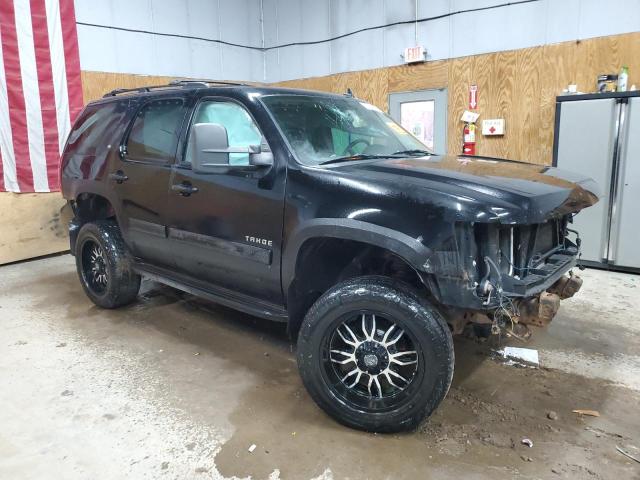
[261,94,432,166]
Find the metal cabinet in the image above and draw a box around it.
[554,91,640,271]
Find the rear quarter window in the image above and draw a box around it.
[65,100,129,155]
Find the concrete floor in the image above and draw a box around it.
[1,255,639,480]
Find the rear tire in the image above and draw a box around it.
[297,275,454,433]
[75,220,140,309]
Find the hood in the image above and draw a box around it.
[328,155,600,224]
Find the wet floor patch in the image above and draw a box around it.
[1,255,639,479]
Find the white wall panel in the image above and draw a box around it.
[264,0,640,82]
[450,0,547,58]
[545,0,580,44]
[114,31,156,75]
[383,24,415,66]
[75,0,264,81]
[151,0,190,35]
[263,0,331,81]
[111,0,154,31]
[75,0,640,83]
[331,31,385,73]
[189,41,222,79]
[578,0,640,39]
[186,0,220,38]
[77,24,118,73]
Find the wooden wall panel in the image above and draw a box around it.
[513,47,543,164]
[275,31,640,166]
[387,60,448,94]
[537,41,576,163]
[574,34,640,94]
[276,75,334,94]
[0,72,179,264]
[333,69,390,110]
[81,71,176,103]
[446,55,474,155]
[0,193,68,265]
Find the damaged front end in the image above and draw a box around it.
[422,214,585,335]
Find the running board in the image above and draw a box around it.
[133,263,289,323]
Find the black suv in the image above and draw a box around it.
[60,80,598,432]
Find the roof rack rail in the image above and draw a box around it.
[169,78,249,87]
[103,78,249,98]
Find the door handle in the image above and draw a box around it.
[171,182,199,196]
[108,170,129,184]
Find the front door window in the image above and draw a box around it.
[126,98,186,163]
[185,100,262,166]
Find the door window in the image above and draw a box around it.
[185,100,262,166]
[399,100,435,150]
[389,89,447,153]
[126,98,186,163]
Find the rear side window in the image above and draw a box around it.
[126,98,186,163]
[65,101,127,155]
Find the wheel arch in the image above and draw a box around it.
[73,192,118,224]
[283,219,432,336]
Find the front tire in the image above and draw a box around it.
[297,275,454,432]
[75,220,141,309]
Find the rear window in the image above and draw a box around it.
[65,101,128,155]
[126,98,186,163]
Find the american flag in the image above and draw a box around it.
[0,0,83,193]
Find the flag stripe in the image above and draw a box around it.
[0,145,5,192]
[15,0,49,192]
[0,0,81,193]
[44,0,71,156]
[58,0,83,125]
[0,25,19,192]
[30,0,61,190]
[0,0,34,192]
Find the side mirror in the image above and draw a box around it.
[191,123,230,172]
[248,142,274,167]
[191,123,273,172]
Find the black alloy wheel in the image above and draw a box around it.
[324,311,422,411]
[80,239,109,295]
[74,220,141,309]
[297,275,454,432]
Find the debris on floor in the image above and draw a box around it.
[616,445,640,464]
[572,409,600,417]
[496,347,540,367]
[521,438,534,448]
[248,444,257,453]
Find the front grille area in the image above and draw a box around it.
[474,218,566,279]
[422,215,579,309]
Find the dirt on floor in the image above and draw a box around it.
[212,330,640,480]
[1,255,639,480]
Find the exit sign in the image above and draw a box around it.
[404,45,425,64]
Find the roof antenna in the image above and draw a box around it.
[344,88,354,98]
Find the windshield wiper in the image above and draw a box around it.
[319,150,432,166]
[319,154,394,166]
[391,149,432,156]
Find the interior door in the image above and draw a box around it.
[112,97,188,267]
[555,98,617,263]
[611,97,640,268]
[165,97,286,303]
[389,89,448,154]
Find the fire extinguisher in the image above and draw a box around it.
[462,122,476,156]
